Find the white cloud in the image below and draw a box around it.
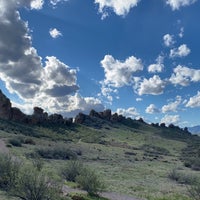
[148,55,164,73]
[179,27,184,38]
[30,0,44,10]
[50,0,68,6]
[136,98,142,102]
[0,0,104,118]
[95,0,140,19]
[169,65,200,86]
[163,34,175,47]
[160,114,180,125]
[161,96,182,113]
[170,44,191,58]
[166,0,197,10]
[101,55,143,88]
[136,75,166,96]
[49,28,62,38]
[100,55,143,101]
[186,91,200,108]
[116,107,140,119]
[145,104,160,114]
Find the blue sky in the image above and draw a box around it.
[0,0,200,127]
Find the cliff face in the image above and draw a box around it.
[0,90,73,125]
[0,90,12,120]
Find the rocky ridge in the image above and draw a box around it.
[0,89,142,127]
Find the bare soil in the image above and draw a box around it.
[62,185,143,200]
[0,139,8,154]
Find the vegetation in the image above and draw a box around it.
[76,167,104,196]
[187,179,200,200]
[36,146,77,160]
[0,154,21,191]
[61,160,83,182]
[14,167,60,200]
[0,115,199,200]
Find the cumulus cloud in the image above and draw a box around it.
[161,114,180,125]
[0,0,104,117]
[186,91,200,108]
[166,0,197,10]
[49,28,62,38]
[101,55,143,88]
[163,34,175,47]
[136,75,166,96]
[145,104,160,114]
[95,0,140,19]
[170,44,191,58]
[161,96,182,113]
[30,0,44,9]
[169,65,200,86]
[100,55,143,101]
[148,55,164,73]
[116,107,140,119]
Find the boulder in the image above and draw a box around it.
[89,109,101,118]
[31,107,48,124]
[74,113,86,124]
[48,114,64,124]
[102,109,111,120]
[11,107,26,122]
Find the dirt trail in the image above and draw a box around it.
[0,139,9,154]
[62,185,143,200]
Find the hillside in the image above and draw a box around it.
[0,90,200,200]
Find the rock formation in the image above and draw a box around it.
[0,90,12,120]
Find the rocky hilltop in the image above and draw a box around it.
[0,90,72,125]
[0,90,192,134]
[0,89,144,128]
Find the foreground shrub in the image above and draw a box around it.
[76,168,104,196]
[8,138,22,147]
[187,179,200,200]
[61,160,83,182]
[168,168,196,184]
[36,146,77,160]
[14,167,60,200]
[0,154,20,191]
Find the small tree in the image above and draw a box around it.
[0,154,20,191]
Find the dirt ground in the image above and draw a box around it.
[0,139,8,154]
[62,185,143,200]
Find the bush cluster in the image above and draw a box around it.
[168,168,196,185]
[0,154,20,190]
[61,160,104,195]
[0,154,64,200]
[36,146,77,160]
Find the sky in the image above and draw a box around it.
[0,0,200,127]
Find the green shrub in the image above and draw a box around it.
[76,168,104,195]
[24,138,36,145]
[168,168,196,185]
[187,179,200,200]
[8,138,22,147]
[36,146,77,160]
[61,160,83,182]
[0,154,21,191]
[14,167,60,200]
